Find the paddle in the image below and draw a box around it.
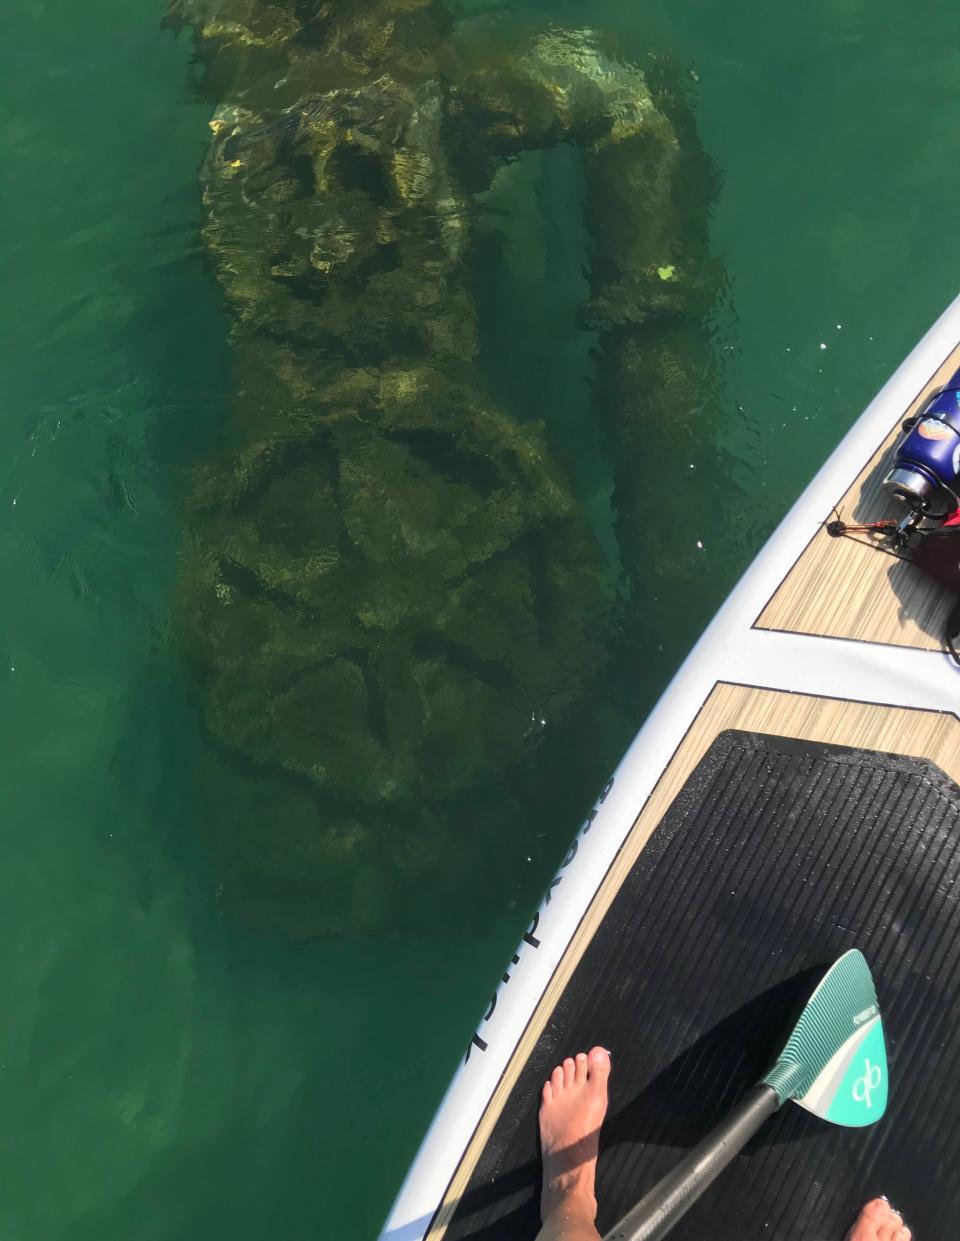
[602,949,888,1241]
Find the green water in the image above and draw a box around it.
[4,0,960,1237]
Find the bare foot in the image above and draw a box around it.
[847,1198,911,1241]
[539,1047,611,1224]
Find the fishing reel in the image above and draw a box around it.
[883,376,960,538]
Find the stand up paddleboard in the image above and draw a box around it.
[379,298,960,1241]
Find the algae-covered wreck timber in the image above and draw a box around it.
[169,0,723,934]
[449,29,725,624]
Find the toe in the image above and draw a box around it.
[551,1064,564,1092]
[562,1057,576,1087]
[575,1053,588,1084]
[848,1199,896,1241]
[542,1080,552,1104]
[587,1048,611,1100]
[859,1199,892,1228]
[877,1213,903,1241]
[587,1047,611,1080]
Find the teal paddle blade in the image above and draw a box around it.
[763,949,887,1126]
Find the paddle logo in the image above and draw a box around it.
[828,1017,893,1126]
[853,1059,882,1108]
[818,1016,889,1127]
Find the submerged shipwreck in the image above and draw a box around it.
[167,0,722,934]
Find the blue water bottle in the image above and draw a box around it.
[884,370,960,515]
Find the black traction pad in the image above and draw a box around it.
[444,729,960,1240]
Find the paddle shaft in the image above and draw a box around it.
[601,1084,780,1241]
